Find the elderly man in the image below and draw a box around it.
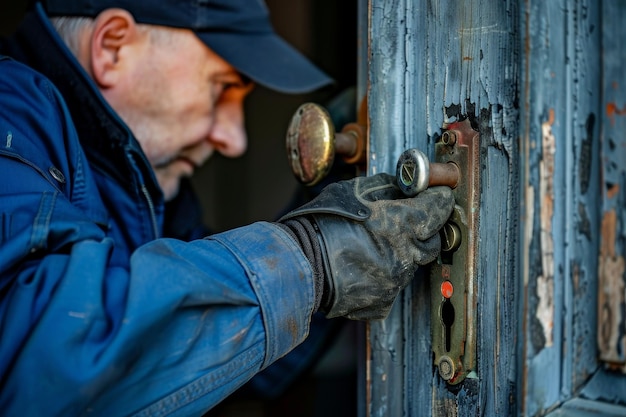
[0,0,454,415]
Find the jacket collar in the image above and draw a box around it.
[4,3,163,202]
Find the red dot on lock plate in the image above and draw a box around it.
[441,281,454,299]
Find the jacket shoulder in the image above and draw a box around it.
[0,55,81,191]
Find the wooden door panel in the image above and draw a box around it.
[521,0,601,413]
[597,0,626,375]
[363,0,626,416]
[365,0,519,415]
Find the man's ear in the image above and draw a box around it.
[90,9,142,88]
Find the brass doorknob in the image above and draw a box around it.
[286,102,367,186]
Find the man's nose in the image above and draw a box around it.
[208,100,247,158]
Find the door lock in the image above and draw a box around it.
[396,119,480,385]
[286,101,480,384]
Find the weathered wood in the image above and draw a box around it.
[597,0,626,374]
[546,398,626,417]
[366,0,626,416]
[520,0,603,414]
[366,0,519,415]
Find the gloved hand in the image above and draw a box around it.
[280,173,455,320]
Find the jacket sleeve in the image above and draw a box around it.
[0,58,316,416]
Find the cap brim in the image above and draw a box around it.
[196,31,334,94]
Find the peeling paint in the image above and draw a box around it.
[606,102,626,126]
[578,203,592,241]
[598,209,626,370]
[536,110,556,347]
[579,114,594,194]
[607,183,620,199]
[572,262,580,293]
[433,397,458,416]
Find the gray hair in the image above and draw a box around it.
[49,16,95,55]
[50,16,177,56]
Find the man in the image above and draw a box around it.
[0,0,454,415]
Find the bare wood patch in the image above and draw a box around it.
[537,109,556,347]
[598,208,626,371]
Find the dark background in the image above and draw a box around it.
[192,0,359,233]
[0,1,359,416]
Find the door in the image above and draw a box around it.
[361,0,626,415]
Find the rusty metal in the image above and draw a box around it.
[438,356,456,381]
[339,122,367,165]
[429,118,481,385]
[393,120,480,386]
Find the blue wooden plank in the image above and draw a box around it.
[367,0,520,415]
[546,398,626,417]
[366,1,417,414]
[520,0,602,414]
[366,0,623,415]
[581,369,626,406]
[597,0,626,374]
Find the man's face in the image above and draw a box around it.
[102,28,254,200]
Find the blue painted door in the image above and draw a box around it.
[361,0,626,415]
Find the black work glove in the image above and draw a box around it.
[279,173,455,320]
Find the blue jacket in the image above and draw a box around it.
[0,4,317,416]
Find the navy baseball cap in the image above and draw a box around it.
[41,0,334,93]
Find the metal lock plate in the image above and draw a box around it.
[430,119,480,384]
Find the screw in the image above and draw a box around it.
[438,356,456,381]
[441,130,458,146]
